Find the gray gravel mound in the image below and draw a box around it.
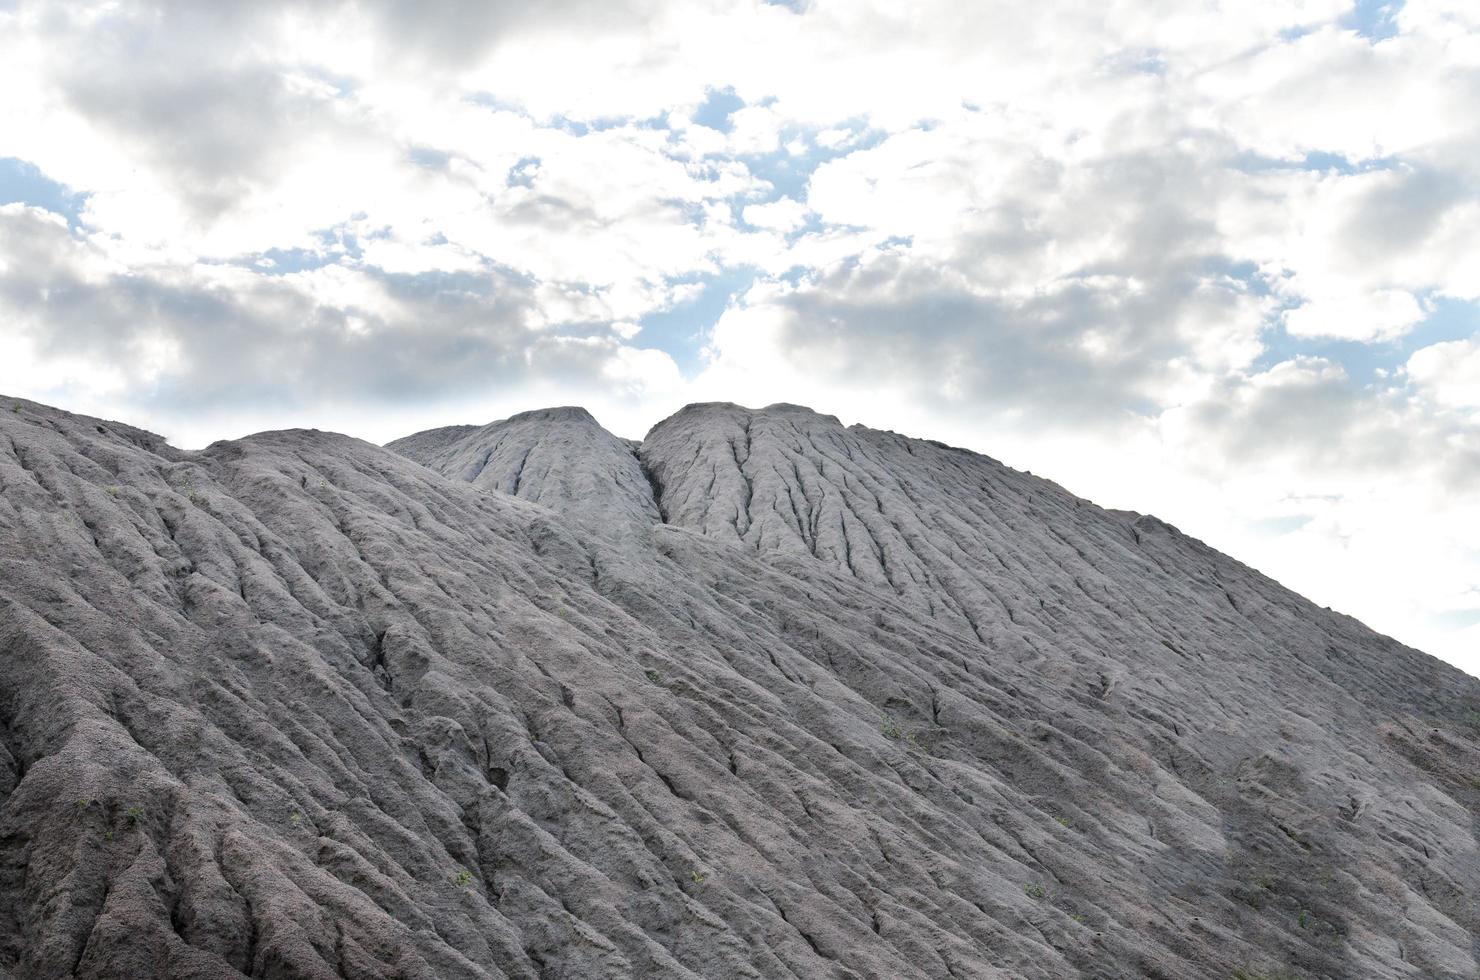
[1,393,1476,979]
[383,424,480,463]
[389,407,659,540]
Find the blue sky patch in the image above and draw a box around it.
[1250,514,1315,537]
[0,158,89,227]
[507,156,541,188]
[728,119,885,212]
[407,146,453,170]
[227,222,372,276]
[1231,150,1398,176]
[1429,607,1480,630]
[637,268,758,373]
[1254,294,1479,382]
[692,87,746,133]
[1342,0,1402,40]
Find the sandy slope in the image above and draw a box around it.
[0,395,1475,979]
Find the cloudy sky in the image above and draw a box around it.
[2,0,1478,672]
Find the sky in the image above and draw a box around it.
[1,0,1478,674]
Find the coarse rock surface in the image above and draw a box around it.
[0,394,1476,980]
[388,407,659,540]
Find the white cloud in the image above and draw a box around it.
[1,0,1479,673]
[1408,336,1480,410]
[741,198,809,232]
[1283,289,1427,341]
[725,104,784,155]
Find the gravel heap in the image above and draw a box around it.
[1,395,1475,979]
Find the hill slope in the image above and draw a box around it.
[0,396,1476,979]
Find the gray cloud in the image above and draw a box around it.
[21,0,678,237]
[1155,358,1480,505]
[768,252,1246,423]
[762,143,1261,426]
[45,0,678,75]
[352,0,675,67]
[0,206,632,416]
[34,9,358,227]
[1338,165,1470,267]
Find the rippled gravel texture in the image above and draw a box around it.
[1,396,1477,979]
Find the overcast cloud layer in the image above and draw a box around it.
[1,0,1478,672]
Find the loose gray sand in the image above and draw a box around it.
[1,395,1475,978]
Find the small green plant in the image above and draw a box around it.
[105,486,119,497]
[454,868,473,887]
[10,405,19,413]
[1252,871,1276,890]
[1054,816,1069,827]
[881,716,922,747]
[1297,909,1310,929]
[75,798,89,811]
[1024,883,1046,900]
[645,669,661,684]
[1069,913,1085,924]
[690,869,707,885]
[124,804,143,826]
[289,811,301,826]
[103,830,114,841]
